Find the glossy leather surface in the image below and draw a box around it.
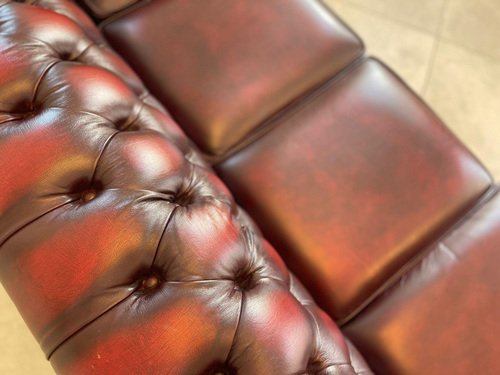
[0,1,372,373]
[344,188,500,375]
[102,0,364,157]
[217,59,493,323]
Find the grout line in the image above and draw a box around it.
[421,0,451,96]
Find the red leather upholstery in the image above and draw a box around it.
[0,1,372,373]
[217,59,493,322]
[102,0,364,157]
[2,0,499,374]
[344,188,500,375]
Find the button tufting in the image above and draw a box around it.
[171,189,195,207]
[233,265,259,291]
[206,363,236,375]
[81,189,97,202]
[142,275,160,290]
[58,51,75,62]
[306,354,327,374]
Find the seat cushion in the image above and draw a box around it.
[217,58,493,323]
[344,188,500,375]
[102,0,364,156]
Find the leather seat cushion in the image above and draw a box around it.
[217,58,493,323]
[102,0,364,157]
[344,188,500,375]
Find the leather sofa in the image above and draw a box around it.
[0,0,498,374]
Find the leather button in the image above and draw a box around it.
[233,266,259,291]
[171,189,195,207]
[210,366,234,375]
[81,189,97,202]
[307,355,326,374]
[142,275,160,290]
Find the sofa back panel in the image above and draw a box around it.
[0,1,373,373]
[217,59,493,323]
[102,0,364,157]
[344,188,500,375]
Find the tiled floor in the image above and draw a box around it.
[1,0,499,373]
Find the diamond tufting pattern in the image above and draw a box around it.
[0,1,372,374]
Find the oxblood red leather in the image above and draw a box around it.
[216,59,493,322]
[344,188,500,375]
[0,1,372,374]
[102,0,364,157]
[1,0,499,374]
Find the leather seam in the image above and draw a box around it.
[340,184,499,326]
[213,55,367,166]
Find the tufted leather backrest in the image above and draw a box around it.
[0,1,372,373]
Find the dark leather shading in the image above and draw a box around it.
[217,59,493,323]
[102,0,364,156]
[344,188,500,375]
